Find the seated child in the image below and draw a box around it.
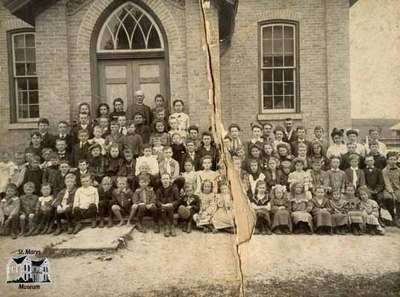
[212,182,235,233]
[277,160,292,191]
[196,132,219,171]
[117,148,136,187]
[88,143,108,186]
[22,155,43,195]
[151,138,164,160]
[98,176,113,228]
[129,173,158,233]
[105,121,124,151]
[135,145,159,176]
[19,182,38,236]
[0,183,20,239]
[118,115,128,136]
[193,179,217,233]
[308,158,328,193]
[111,176,133,226]
[133,112,151,144]
[150,120,171,148]
[311,186,332,234]
[343,183,364,235]
[358,186,384,235]
[290,182,313,234]
[248,180,271,235]
[32,183,54,235]
[264,157,282,190]
[106,144,124,179]
[42,152,64,196]
[270,184,292,234]
[328,191,348,235]
[168,117,186,141]
[156,173,180,237]
[177,183,200,233]
[53,173,77,235]
[72,174,99,234]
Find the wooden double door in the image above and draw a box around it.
[98,59,167,111]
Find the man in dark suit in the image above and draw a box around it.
[71,113,93,144]
[56,121,74,152]
[290,126,312,157]
[283,118,297,144]
[71,130,90,167]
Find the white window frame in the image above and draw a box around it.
[260,22,297,114]
[97,2,164,53]
[11,31,39,122]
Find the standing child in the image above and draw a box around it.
[129,173,158,233]
[245,159,266,199]
[19,182,38,236]
[0,152,16,198]
[156,173,180,237]
[111,176,133,226]
[71,129,90,167]
[312,126,328,154]
[343,183,364,235]
[187,125,202,150]
[177,183,200,233]
[134,113,151,144]
[106,144,124,179]
[290,182,313,234]
[196,156,221,195]
[270,184,292,234]
[193,179,217,233]
[105,121,124,151]
[171,133,187,169]
[328,191,348,235]
[98,176,113,228]
[249,180,272,235]
[382,151,400,227]
[311,186,332,234]
[169,99,190,133]
[150,120,171,148]
[33,183,54,235]
[0,183,20,239]
[88,143,108,186]
[181,159,198,193]
[358,186,384,235]
[344,154,366,190]
[227,124,243,156]
[288,158,312,199]
[117,115,128,136]
[212,182,234,233]
[53,173,77,235]
[159,146,180,181]
[90,126,107,155]
[122,122,143,157]
[22,155,43,196]
[325,156,346,193]
[73,175,99,233]
[10,151,28,194]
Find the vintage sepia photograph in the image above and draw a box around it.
[0,0,399,296]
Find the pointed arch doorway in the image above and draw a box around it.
[92,1,169,113]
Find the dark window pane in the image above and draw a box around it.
[14,35,25,48]
[28,78,38,90]
[273,39,283,54]
[285,96,294,109]
[274,82,283,95]
[284,39,294,54]
[21,91,28,104]
[116,28,130,49]
[25,34,35,47]
[26,63,36,75]
[284,26,294,39]
[19,105,28,118]
[30,105,39,118]
[140,15,153,37]
[123,14,136,41]
[17,91,24,104]
[26,48,36,62]
[17,78,28,91]
[273,26,282,39]
[30,91,39,104]
[274,96,284,108]
[263,83,273,95]
[274,56,283,67]
[100,27,114,50]
[263,69,273,81]
[130,6,142,19]
[15,49,25,62]
[264,96,273,109]
[262,26,272,39]
[263,40,273,55]
[132,27,145,49]
[284,69,293,81]
[284,82,294,95]
[263,56,273,67]
[16,63,26,75]
[147,27,161,49]
[274,69,283,81]
[117,7,129,20]
[284,55,294,67]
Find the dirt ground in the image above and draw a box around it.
[1,228,399,297]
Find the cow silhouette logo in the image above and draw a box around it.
[7,255,51,284]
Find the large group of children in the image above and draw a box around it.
[0,90,399,239]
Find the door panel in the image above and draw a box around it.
[98,59,166,111]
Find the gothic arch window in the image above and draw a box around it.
[97,2,164,52]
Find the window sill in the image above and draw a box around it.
[8,122,37,130]
[257,113,303,121]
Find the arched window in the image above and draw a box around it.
[97,2,164,52]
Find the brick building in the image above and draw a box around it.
[0,0,355,151]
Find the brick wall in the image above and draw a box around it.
[220,0,351,141]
